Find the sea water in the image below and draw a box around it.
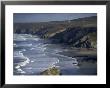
[14,34,96,75]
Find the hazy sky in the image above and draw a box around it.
[14,13,97,23]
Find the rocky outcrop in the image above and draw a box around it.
[50,27,97,48]
[40,67,60,75]
[73,36,92,48]
[73,32,97,48]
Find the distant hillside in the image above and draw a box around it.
[14,16,97,48]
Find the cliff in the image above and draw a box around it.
[14,16,97,48]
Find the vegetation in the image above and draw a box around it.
[40,67,60,75]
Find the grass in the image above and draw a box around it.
[88,32,97,42]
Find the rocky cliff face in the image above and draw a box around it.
[14,16,97,48]
[50,27,97,48]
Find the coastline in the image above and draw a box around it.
[40,48,97,75]
[58,48,97,75]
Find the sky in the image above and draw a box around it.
[14,13,97,23]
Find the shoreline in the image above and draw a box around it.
[40,48,97,75]
[58,48,97,68]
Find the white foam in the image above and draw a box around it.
[14,51,23,57]
[17,44,32,47]
[33,38,39,41]
[17,68,26,74]
[30,48,34,50]
[22,49,26,51]
[15,65,20,69]
[31,61,34,63]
